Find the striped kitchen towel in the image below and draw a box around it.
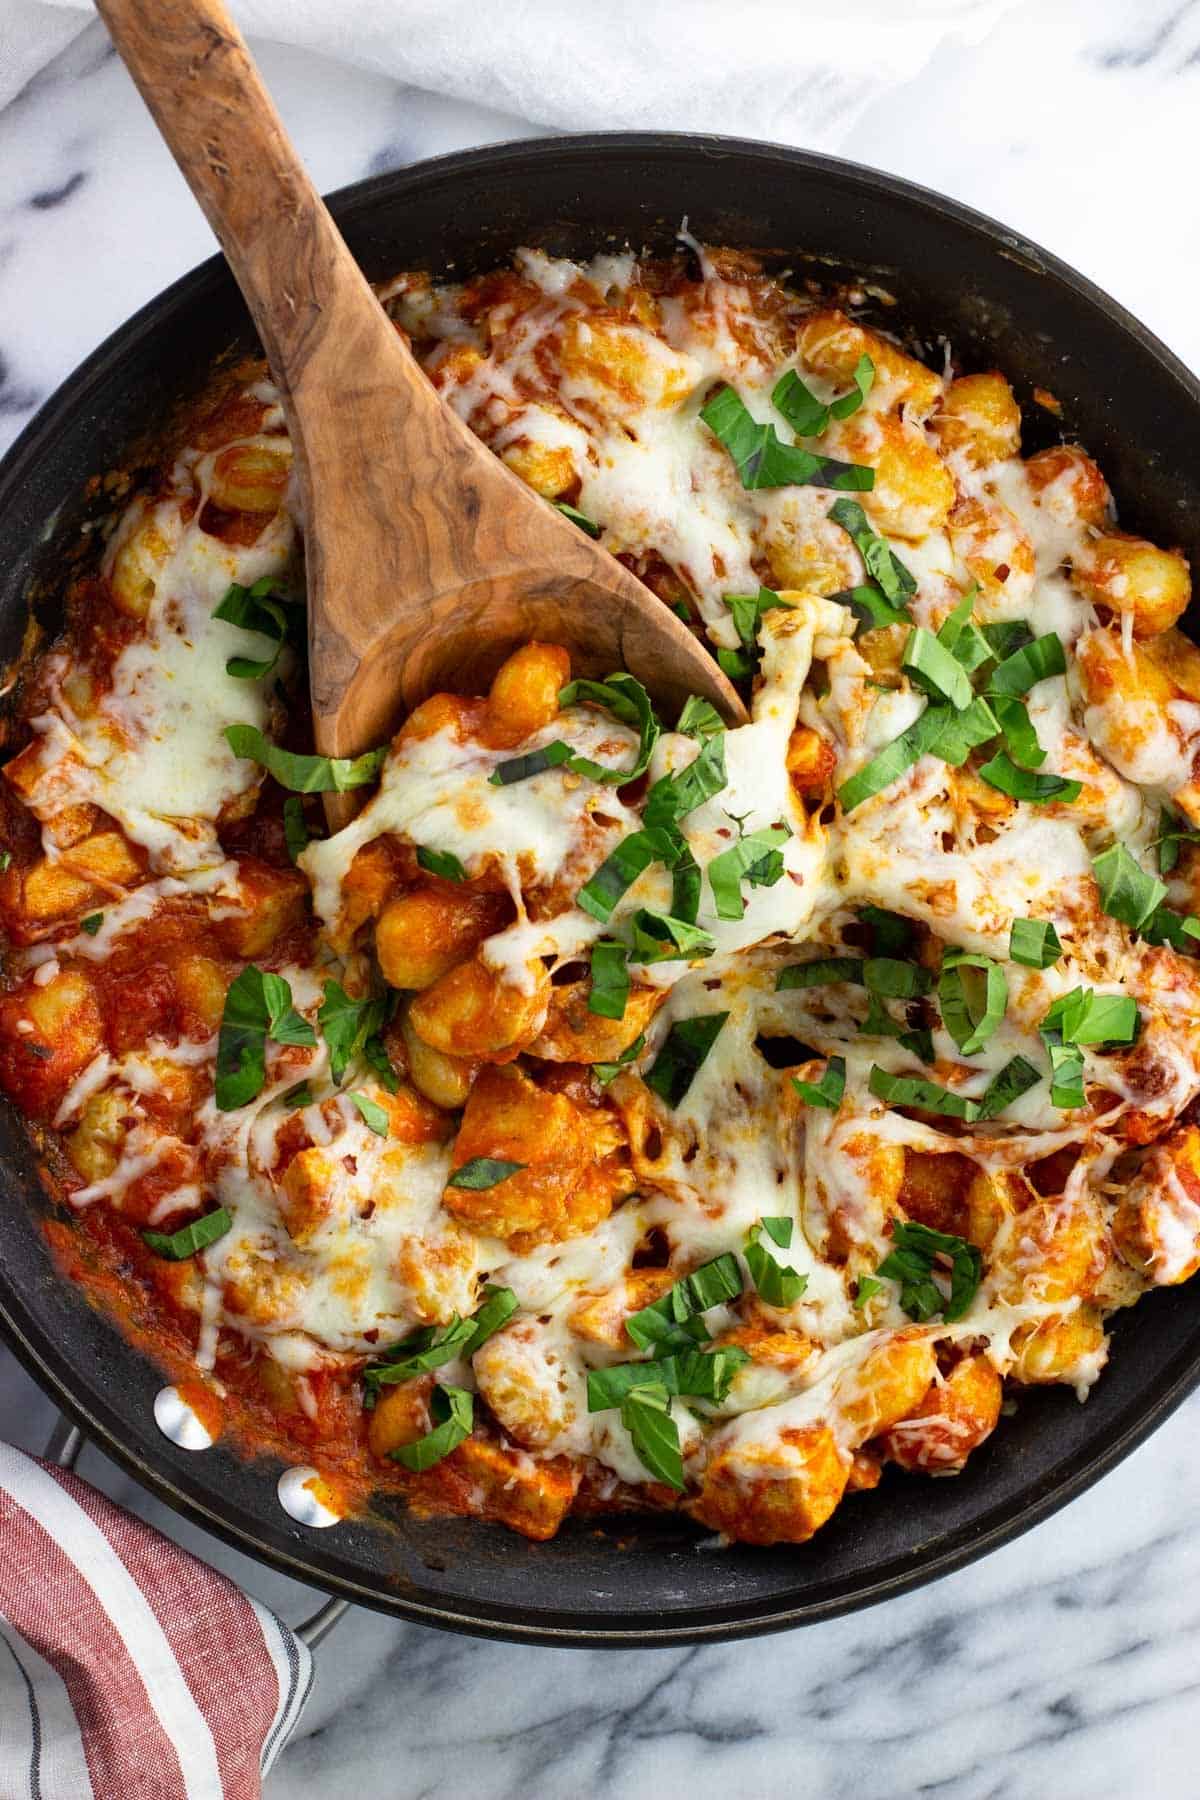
[0,1442,312,1799]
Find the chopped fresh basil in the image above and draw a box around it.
[318,981,389,1084]
[902,626,974,710]
[1141,906,1200,952]
[589,939,630,1019]
[348,1091,389,1136]
[577,826,679,923]
[776,956,865,990]
[854,1275,883,1307]
[745,1219,808,1307]
[79,912,103,936]
[214,577,303,681]
[586,1344,750,1412]
[1157,807,1200,875]
[677,695,724,740]
[864,957,932,1000]
[838,697,999,813]
[1092,843,1168,932]
[859,906,914,956]
[701,385,874,492]
[416,845,467,883]
[1009,918,1063,968]
[645,1012,730,1108]
[987,632,1066,697]
[446,1157,526,1190]
[977,752,1081,805]
[1045,1041,1086,1109]
[827,584,911,631]
[988,694,1046,769]
[362,1033,400,1094]
[869,1064,980,1121]
[620,1381,686,1490]
[215,966,316,1111]
[282,796,310,864]
[772,353,874,438]
[936,587,991,676]
[1039,986,1139,1109]
[938,949,1007,1055]
[463,1285,520,1356]
[555,501,601,537]
[142,1207,233,1261]
[626,1252,743,1353]
[224,723,385,794]
[828,498,917,604]
[670,837,702,925]
[628,909,715,964]
[488,740,575,785]
[363,1315,477,1397]
[877,1220,982,1322]
[556,672,661,785]
[707,824,791,920]
[593,1031,646,1087]
[643,730,727,829]
[0,851,11,873]
[981,620,1034,661]
[389,1384,474,1471]
[281,1081,313,1109]
[975,1053,1042,1119]
[714,587,791,681]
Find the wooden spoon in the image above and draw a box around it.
[94,0,747,824]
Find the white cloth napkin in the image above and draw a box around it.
[1,0,1015,145]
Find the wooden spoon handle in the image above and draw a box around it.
[93,0,379,386]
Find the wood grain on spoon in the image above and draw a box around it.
[93,0,747,831]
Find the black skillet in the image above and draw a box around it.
[1,134,1198,1648]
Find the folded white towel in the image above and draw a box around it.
[0,0,1015,143]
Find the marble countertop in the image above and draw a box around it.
[4,2,1200,1794]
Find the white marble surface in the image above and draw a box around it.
[4,2,1200,1794]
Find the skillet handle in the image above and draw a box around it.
[92,0,381,396]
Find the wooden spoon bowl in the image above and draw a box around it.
[94,0,746,800]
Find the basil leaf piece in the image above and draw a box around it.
[446,1157,526,1190]
[828,498,917,603]
[975,1054,1042,1119]
[80,912,103,936]
[701,385,875,492]
[760,1216,793,1247]
[281,1081,313,1110]
[772,353,874,437]
[938,950,1008,1055]
[225,724,385,794]
[1009,918,1063,968]
[1156,807,1200,875]
[1046,1042,1085,1109]
[645,1012,730,1108]
[827,584,911,630]
[837,704,947,813]
[620,1381,686,1489]
[214,578,302,680]
[869,1065,981,1121]
[776,957,865,990]
[142,1207,233,1260]
[555,501,601,537]
[708,824,791,920]
[930,696,1002,765]
[349,1091,389,1136]
[987,632,1067,696]
[463,1285,520,1356]
[643,731,727,829]
[677,695,724,740]
[577,826,680,923]
[318,982,388,1085]
[363,1316,476,1397]
[390,1384,474,1471]
[854,1275,883,1307]
[557,673,661,785]
[586,1345,750,1411]
[1040,986,1140,1048]
[861,992,906,1040]
[0,851,11,873]
[936,587,990,676]
[628,909,715,964]
[670,837,702,925]
[978,752,1081,804]
[902,627,974,710]
[488,740,575,786]
[877,1220,982,1322]
[589,939,630,1019]
[864,957,932,1000]
[745,1220,808,1306]
[989,694,1046,769]
[981,621,1034,662]
[416,846,467,882]
[719,587,791,685]
[282,796,311,864]
[898,1025,936,1064]
[215,966,316,1111]
[1092,843,1168,932]
[859,906,914,956]
[362,1034,400,1094]
[626,1253,743,1353]
[593,1031,647,1087]
[1142,905,1200,952]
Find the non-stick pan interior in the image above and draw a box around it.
[2,135,1199,1644]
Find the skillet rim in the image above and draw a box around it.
[2,129,1200,1647]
